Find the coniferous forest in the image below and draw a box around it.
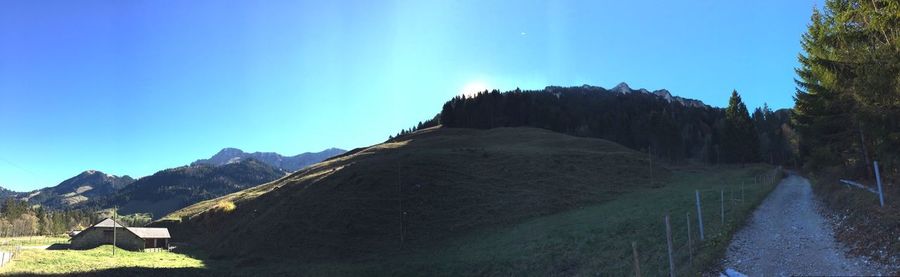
[397,85,796,165]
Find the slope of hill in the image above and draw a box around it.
[84,159,286,219]
[192,147,346,172]
[0,186,20,199]
[23,170,135,208]
[159,127,667,262]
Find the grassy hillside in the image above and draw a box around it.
[160,127,667,262]
[230,165,778,276]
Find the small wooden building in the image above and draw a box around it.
[70,218,171,251]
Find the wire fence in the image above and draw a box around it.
[599,167,784,276]
[0,235,70,267]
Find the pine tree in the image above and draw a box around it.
[792,1,899,173]
[722,90,759,163]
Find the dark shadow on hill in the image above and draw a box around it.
[45,243,69,250]
[7,267,225,277]
[161,127,674,266]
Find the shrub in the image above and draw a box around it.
[212,201,236,214]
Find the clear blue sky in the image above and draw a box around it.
[1,0,821,191]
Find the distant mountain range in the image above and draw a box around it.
[22,170,135,208]
[19,147,344,214]
[84,158,287,219]
[192,147,346,172]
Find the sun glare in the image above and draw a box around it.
[459,81,490,97]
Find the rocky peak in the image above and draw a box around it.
[611,82,633,94]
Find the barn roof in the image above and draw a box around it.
[92,218,126,228]
[71,218,171,240]
[126,227,171,239]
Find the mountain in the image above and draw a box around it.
[0,186,19,199]
[158,127,665,263]
[192,147,346,172]
[596,82,707,108]
[84,158,287,219]
[23,170,135,208]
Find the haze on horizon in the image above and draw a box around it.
[0,0,821,191]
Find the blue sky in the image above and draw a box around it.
[1,0,821,190]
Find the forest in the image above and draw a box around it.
[0,198,96,237]
[397,86,796,165]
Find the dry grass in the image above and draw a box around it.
[212,200,236,214]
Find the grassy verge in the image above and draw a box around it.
[0,236,69,248]
[0,245,206,276]
[224,164,782,276]
[807,167,900,265]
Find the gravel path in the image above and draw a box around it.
[723,173,892,276]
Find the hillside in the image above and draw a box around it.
[192,147,346,172]
[159,127,667,262]
[83,159,286,219]
[23,170,135,208]
[0,186,19,199]
[425,83,795,165]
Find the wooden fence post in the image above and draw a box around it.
[720,189,725,227]
[631,241,641,277]
[875,161,885,207]
[686,212,693,267]
[664,215,675,277]
[695,190,704,240]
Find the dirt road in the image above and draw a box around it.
[723,173,893,276]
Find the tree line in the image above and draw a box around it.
[0,198,154,237]
[394,86,795,165]
[792,0,898,179]
[0,198,98,237]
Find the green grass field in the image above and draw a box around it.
[0,245,206,276]
[0,236,69,248]
[217,164,781,276]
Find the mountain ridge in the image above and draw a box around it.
[192,147,346,172]
[22,170,135,208]
[83,158,287,219]
[546,82,708,108]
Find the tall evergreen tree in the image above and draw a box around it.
[722,90,759,163]
[792,1,899,174]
